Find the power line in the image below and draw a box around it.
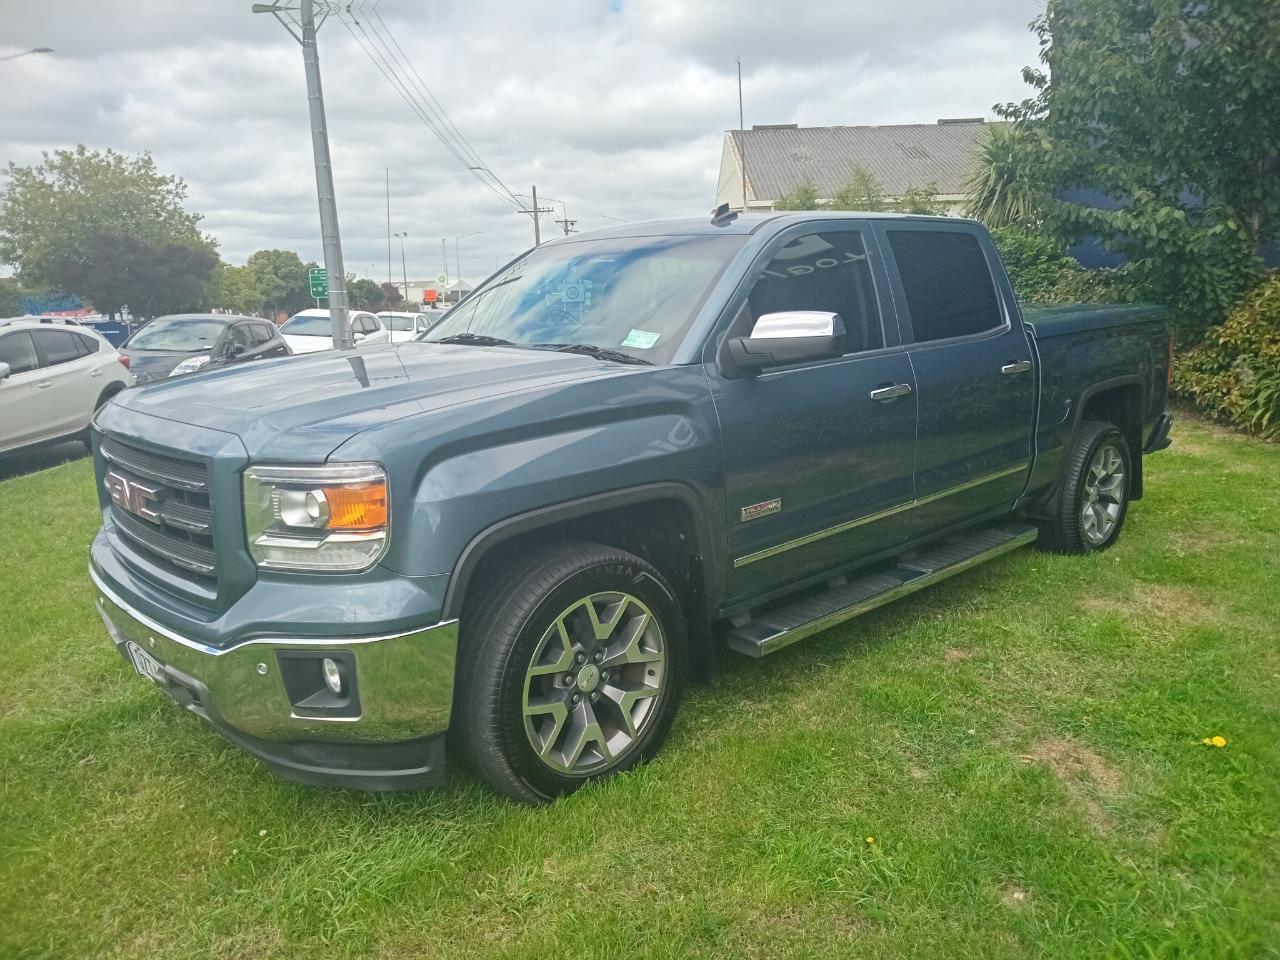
[338,2,527,212]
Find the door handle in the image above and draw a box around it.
[36,380,53,389]
[1001,360,1033,375]
[90,369,103,378]
[869,383,912,401]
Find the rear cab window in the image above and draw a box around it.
[887,229,1003,343]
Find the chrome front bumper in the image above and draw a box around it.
[91,567,459,790]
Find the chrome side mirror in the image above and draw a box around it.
[723,310,846,375]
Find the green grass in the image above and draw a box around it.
[2,412,1278,959]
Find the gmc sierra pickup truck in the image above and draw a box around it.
[89,211,1173,803]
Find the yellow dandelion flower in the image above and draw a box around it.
[1211,735,1227,748]
[1201,737,1212,745]
[865,836,876,844]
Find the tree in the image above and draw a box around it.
[774,180,820,211]
[891,183,945,216]
[348,277,384,310]
[963,123,1048,229]
[380,281,404,310]
[999,0,1280,334]
[832,164,886,212]
[244,249,316,317]
[209,263,264,315]
[0,146,217,316]
[0,278,24,316]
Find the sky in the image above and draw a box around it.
[0,0,1044,285]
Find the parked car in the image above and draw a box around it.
[118,314,290,384]
[280,308,390,353]
[0,318,132,456]
[378,310,441,343]
[89,212,1172,803]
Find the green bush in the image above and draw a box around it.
[990,227,1143,305]
[1173,272,1280,438]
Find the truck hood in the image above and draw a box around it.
[108,342,637,459]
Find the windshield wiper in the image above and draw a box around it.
[531,343,654,366]
[432,333,516,347]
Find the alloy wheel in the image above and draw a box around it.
[1081,441,1125,545]
[521,591,667,775]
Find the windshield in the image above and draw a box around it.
[281,314,333,336]
[380,313,418,332]
[126,317,225,351]
[421,234,744,363]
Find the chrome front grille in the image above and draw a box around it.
[101,435,217,579]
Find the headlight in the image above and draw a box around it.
[170,355,210,377]
[243,463,389,571]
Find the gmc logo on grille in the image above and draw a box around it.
[104,470,163,524]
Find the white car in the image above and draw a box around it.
[378,311,441,343]
[0,318,134,455]
[280,308,391,353]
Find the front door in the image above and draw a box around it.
[0,330,47,451]
[706,223,918,605]
[875,223,1035,533]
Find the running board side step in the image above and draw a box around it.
[726,523,1039,658]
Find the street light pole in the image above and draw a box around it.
[394,232,409,305]
[0,47,53,62]
[453,232,482,286]
[252,0,352,349]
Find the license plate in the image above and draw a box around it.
[125,640,166,684]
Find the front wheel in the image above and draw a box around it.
[452,541,687,803]
[1038,420,1132,554]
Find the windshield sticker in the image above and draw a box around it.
[621,329,660,349]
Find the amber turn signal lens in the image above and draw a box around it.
[322,482,388,530]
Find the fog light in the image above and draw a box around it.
[322,657,343,695]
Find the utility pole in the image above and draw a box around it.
[394,232,409,304]
[736,57,749,213]
[554,201,576,236]
[441,238,449,287]
[253,0,352,349]
[386,168,392,291]
[516,186,554,247]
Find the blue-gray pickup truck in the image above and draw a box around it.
[89,211,1172,803]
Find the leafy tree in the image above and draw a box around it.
[999,0,1280,334]
[0,146,217,316]
[380,281,405,309]
[44,231,217,319]
[348,277,384,310]
[244,249,316,316]
[0,278,24,316]
[891,183,945,216]
[832,165,886,212]
[208,263,263,315]
[774,180,820,211]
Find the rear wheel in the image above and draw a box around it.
[453,541,687,803]
[1038,420,1131,554]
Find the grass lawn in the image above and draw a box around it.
[2,412,1278,959]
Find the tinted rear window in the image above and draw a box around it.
[32,329,82,366]
[888,230,1002,343]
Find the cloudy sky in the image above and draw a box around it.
[1,0,1043,284]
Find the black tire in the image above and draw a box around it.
[452,541,688,804]
[1038,420,1132,554]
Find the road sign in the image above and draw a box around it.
[308,267,328,299]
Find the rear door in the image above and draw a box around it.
[0,330,48,451]
[30,328,99,436]
[874,223,1034,534]
[706,222,919,605]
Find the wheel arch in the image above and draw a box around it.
[443,483,719,683]
[1072,377,1144,500]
